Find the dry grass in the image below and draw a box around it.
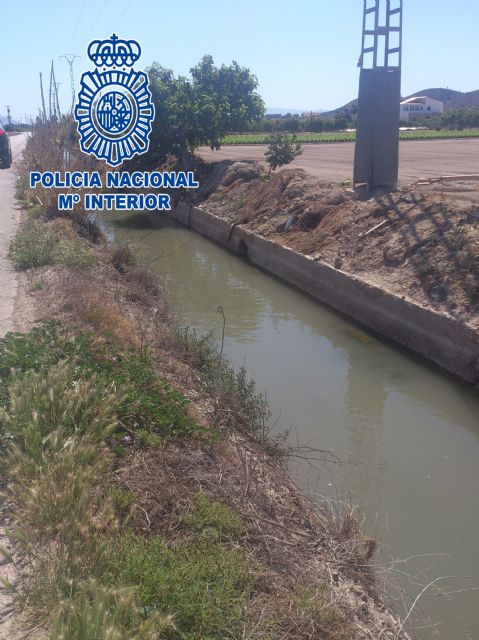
[17,121,106,239]
[22,253,409,639]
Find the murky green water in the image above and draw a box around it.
[102,212,479,639]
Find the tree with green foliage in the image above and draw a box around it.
[264,132,303,176]
[144,56,264,167]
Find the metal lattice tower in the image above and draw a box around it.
[354,0,403,189]
[359,0,403,69]
[61,54,80,114]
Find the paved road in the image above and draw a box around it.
[199,138,479,184]
[0,134,27,337]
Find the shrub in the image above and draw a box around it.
[264,132,303,175]
[110,241,138,269]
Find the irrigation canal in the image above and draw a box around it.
[101,212,479,640]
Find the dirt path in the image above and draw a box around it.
[0,134,28,336]
[0,132,29,640]
[199,138,479,184]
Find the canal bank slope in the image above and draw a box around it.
[174,161,479,385]
[0,128,410,639]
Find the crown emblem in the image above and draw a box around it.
[74,34,155,166]
[87,34,141,68]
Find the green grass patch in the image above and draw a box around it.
[108,533,252,640]
[223,131,356,144]
[9,220,94,270]
[0,323,201,441]
[111,486,137,515]
[183,492,244,541]
[221,129,479,145]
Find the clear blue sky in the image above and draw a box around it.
[1,0,478,121]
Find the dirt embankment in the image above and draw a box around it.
[6,214,411,640]
[193,160,479,331]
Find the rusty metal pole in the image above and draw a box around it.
[354,0,403,190]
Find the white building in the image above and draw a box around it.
[399,96,444,122]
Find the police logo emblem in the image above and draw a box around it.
[74,34,155,166]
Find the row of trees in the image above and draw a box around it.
[256,108,479,134]
[258,114,352,133]
[440,109,479,130]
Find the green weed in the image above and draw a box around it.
[0,324,200,440]
[183,492,244,541]
[8,221,94,270]
[175,326,270,435]
[136,428,163,448]
[108,533,252,640]
[50,583,174,640]
[111,486,137,518]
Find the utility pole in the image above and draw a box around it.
[49,61,54,120]
[39,72,47,122]
[2,105,12,128]
[3,104,12,129]
[354,0,403,190]
[49,61,62,120]
[54,82,62,120]
[60,54,80,113]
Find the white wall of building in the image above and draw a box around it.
[400,96,444,122]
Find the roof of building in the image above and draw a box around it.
[400,96,443,106]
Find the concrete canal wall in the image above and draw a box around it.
[171,202,479,386]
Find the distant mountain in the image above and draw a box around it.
[409,88,479,110]
[321,88,479,118]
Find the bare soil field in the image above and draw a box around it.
[199,138,479,185]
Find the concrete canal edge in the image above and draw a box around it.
[170,202,479,387]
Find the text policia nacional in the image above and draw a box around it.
[29,171,200,212]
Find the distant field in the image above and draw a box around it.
[223,129,479,144]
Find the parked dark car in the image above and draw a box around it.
[0,125,12,168]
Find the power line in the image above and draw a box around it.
[87,0,110,39]
[70,0,88,44]
[112,0,133,29]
